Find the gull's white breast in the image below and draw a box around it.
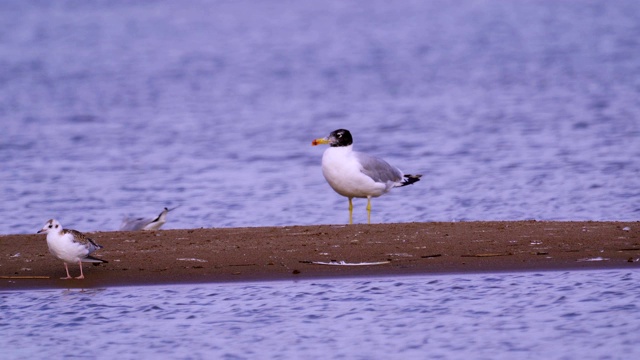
[46,232,89,264]
[321,146,389,198]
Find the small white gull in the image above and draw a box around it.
[37,219,107,279]
[312,129,421,224]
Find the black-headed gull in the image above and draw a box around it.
[312,129,421,224]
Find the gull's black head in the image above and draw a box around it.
[328,129,353,147]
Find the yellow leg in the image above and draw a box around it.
[366,196,372,224]
[348,197,354,224]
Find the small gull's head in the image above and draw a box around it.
[312,129,353,147]
[37,219,62,234]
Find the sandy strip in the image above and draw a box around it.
[1,221,638,290]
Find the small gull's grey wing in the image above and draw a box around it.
[62,229,103,253]
[356,152,403,183]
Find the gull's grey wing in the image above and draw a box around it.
[61,229,103,253]
[356,151,403,183]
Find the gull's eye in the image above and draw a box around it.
[55,225,59,228]
[48,225,52,228]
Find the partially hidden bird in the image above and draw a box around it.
[120,206,178,231]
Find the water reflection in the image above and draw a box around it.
[1,270,639,358]
[1,1,639,234]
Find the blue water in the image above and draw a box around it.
[1,0,639,234]
[2,1,640,358]
[2,270,639,359]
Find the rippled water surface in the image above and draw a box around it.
[1,0,639,234]
[2,270,639,359]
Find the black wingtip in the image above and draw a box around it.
[88,255,108,265]
[400,174,422,187]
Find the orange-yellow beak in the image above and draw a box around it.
[312,137,330,146]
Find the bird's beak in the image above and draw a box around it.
[37,229,45,234]
[312,137,330,146]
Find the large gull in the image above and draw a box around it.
[312,129,421,224]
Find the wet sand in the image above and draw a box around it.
[1,221,638,290]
